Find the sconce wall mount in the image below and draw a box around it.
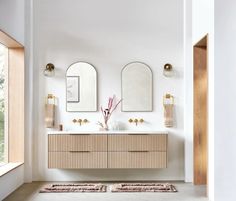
[44,63,55,77]
[163,63,173,77]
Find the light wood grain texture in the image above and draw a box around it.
[48,152,107,169]
[48,133,168,169]
[3,46,9,164]
[108,134,167,151]
[0,30,23,48]
[108,152,167,168]
[8,48,24,163]
[194,35,208,185]
[48,135,107,152]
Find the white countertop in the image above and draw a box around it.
[47,130,168,135]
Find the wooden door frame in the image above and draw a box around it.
[193,34,208,186]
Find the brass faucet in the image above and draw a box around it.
[128,118,144,126]
[72,119,89,126]
[78,119,82,126]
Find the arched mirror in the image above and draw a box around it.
[122,62,153,111]
[66,62,97,111]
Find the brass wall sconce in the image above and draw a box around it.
[72,118,89,126]
[163,63,173,77]
[128,118,144,126]
[44,63,55,77]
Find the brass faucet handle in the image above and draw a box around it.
[128,119,133,123]
[72,119,77,123]
[139,119,144,123]
[77,119,82,126]
[83,119,88,123]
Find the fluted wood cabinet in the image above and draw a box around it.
[48,133,168,169]
[108,134,167,168]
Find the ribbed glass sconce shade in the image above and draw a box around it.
[44,63,55,77]
[163,63,173,77]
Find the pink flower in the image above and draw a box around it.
[100,95,122,128]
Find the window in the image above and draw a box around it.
[0,43,8,166]
[0,30,24,176]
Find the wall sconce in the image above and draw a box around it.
[44,63,55,77]
[163,63,173,77]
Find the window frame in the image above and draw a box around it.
[0,30,24,175]
[0,43,8,166]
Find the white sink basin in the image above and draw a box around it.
[47,130,168,135]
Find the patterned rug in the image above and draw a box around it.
[111,183,177,192]
[39,183,107,193]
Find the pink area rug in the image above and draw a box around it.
[111,183,177,192]
[39,183,107,193]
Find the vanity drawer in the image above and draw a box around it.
[108,134,167,151]
[48,134,107,152]
[48,152,107,169]
[108,151,167,168]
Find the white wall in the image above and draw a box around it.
[215,1,236,201]
[0,0,25,199]
[24,0,34,183]
[183,0,193,183]
[184,0,214,199]
[32,0,184,181]
[192,0,212,44]
[0,165,24,200]
[0,0,25,45]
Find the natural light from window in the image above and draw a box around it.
[0,43,7,166]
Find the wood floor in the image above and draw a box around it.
[3,182,208,201]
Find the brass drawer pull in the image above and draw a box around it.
[128,150,149,152]
[127,134,149,135]
[68,134,91,135]
[69,151,90,153]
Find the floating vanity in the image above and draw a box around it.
[48,131,168,169]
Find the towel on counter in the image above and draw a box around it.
[45,104,55,128]
[164,104,174,127]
